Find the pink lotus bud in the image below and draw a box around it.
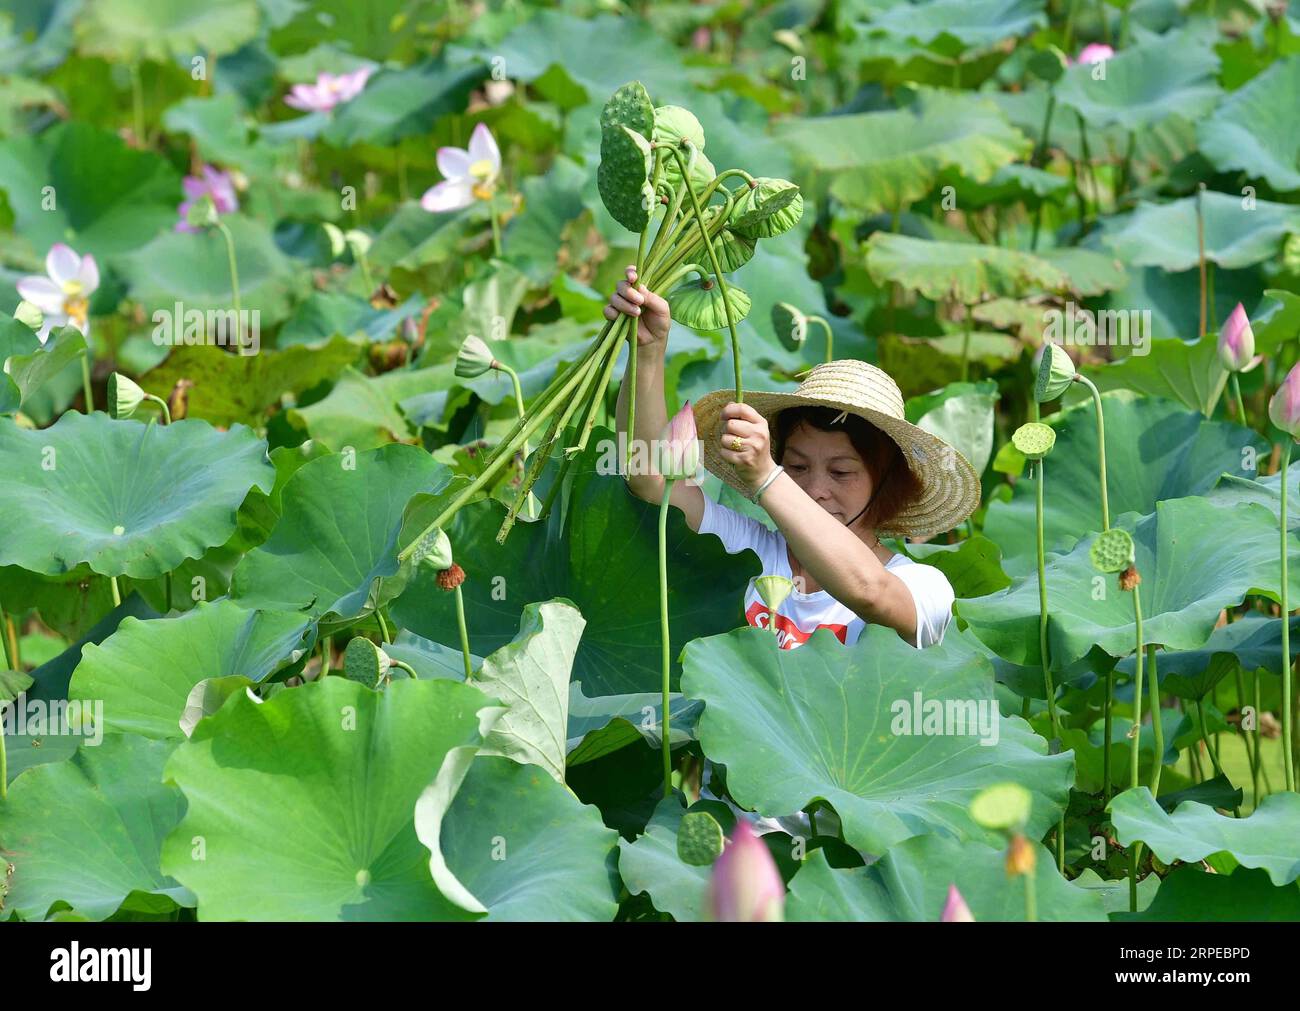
[1076,43,1114,64]
[1218,302,1259,372]
[941,883,975,922]
[705,819,785,922]
[656,401,701,480]
[1269,362,1300,440]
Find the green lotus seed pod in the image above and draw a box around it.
[107,372,147,420]
[652,105,705,152]
[969,782,1031,832]
[411,525,454,571]
[1035,341,1076,403]
[601,81,655,137]
[755,574,795,612]
[677,810,725,866]
[730,178,804,239]
[1027,45,1069,83]
[455,335,496,379]
[771,302,807,352]
[597,124,655,233]
[1011,421,1055,460]
[342,636,390,686]
[186,193,219,229]
[665,276,752,331]
[1089,527,1135,574]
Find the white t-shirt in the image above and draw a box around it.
[696,493,955,650]
[694,493,956,837]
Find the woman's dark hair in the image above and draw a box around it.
[772,405,925,531]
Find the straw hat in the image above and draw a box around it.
[691,360,981,539]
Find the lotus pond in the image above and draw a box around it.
[2,0,1300,925]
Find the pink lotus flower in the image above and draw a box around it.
[940,883,975,922]
[175,165,239,233]
[421,123,502,213]
[657,401,701,480]
[705,819,785,922]
[15,243,99,344]
[1218,302,1262,373]
[1076,43,1114,65]
[1270,362,1300,440]
[284,68,372,113]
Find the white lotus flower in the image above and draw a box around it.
[421,123,502,212]
[15,243,99,345]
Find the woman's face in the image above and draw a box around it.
[779,421,874,528]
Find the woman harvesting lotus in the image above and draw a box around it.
[609,264,980,653]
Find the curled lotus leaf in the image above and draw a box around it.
[730,177,804,239]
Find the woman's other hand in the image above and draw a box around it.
[717,401,776,491]
[603,264,671,349]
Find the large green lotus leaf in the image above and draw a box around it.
[0,734,191,920]
[1253,289,1300,356]
[1065,336,1230,418]
[231,445,449,620]
[983,392,1267,579]
[69,599,314,740]
[390,426,754,695]
[1055,37,1221,131]
[413,755,619,921]
[616,797,714,922]
[473,599,585,784]
[0,122,180,259]
[1113,614,1300,701]
[905,379,999,476]
[863,0,1046,49]
[1037,248,1128,298]
[161,93,272,177]
[1071,867,1160,916]
[0,412,273,579]
[864,233,1067,303]
[0,325,87,415]
[1112,864,1300,922]
[959,496,1300,669]
[1109,788,1300,886]
[278,291,427,348]
[567,682,703,764]
[1198,55,1300,192]
[139,335,367,428]
[899,535,1012,600]
[159,676,495,921]
[323,57,486,146]
[3,593,158,785]
[775,88,1030,214]
[680,624,1073,855]
[117,214,305,327]
[284,367,417,452]
[786,835,1106,922]
[1100,191,1300,271]
[779,87,1024,209]
[75,0,258,61]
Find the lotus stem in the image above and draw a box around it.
[455,584,472,680]
[1130,588,1144,790]
[1196,184,1207,340]
[1147,643,1163,797]
[498,362,536,520]
[1023,867,1038,922]
[1252,669,1263,804]
[1231,373,1246,426]
[0,604,13,670]
[1063,0,1079,51]
[214,219,242,347]
[809,316,834,363]
[658,476,676,800]
[1282,445,1296,792]
[320,635,330,678]
[375,608,391,644]
[111,576,122,608]
[667,145,742,404]
[1103,664,1115,805]
[80,354,95,414]
[960,306,972,383]
[389,658,419,680]
[1030,91,1057,251]
[1035,459,1061,740]
[129,62,145,144]
[629,151,668,478]
[1074,373,1110,530]
[489,195,501,258]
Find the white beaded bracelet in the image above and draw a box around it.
[749,465,784,503]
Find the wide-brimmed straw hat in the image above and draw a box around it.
[691,359,981,539]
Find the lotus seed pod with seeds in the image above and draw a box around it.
[600,81,655,136]
[665,275,752,331]
[771,302,807,352]
[1089,528,1134,574]
[730,177,804,239]
[342,636,389,685]
[755,574,795,613]
[677,810,725,866]
[969,782,1032,832]
[1011,422,1055,460]
[107,372,147,420]
[597,124,655,233]
[1035,341,1076,402]
[412,526,454,572]
[455,335,496,379]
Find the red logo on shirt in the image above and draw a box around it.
[745,601,848,649]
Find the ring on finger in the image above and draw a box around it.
[729,436,744,451]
